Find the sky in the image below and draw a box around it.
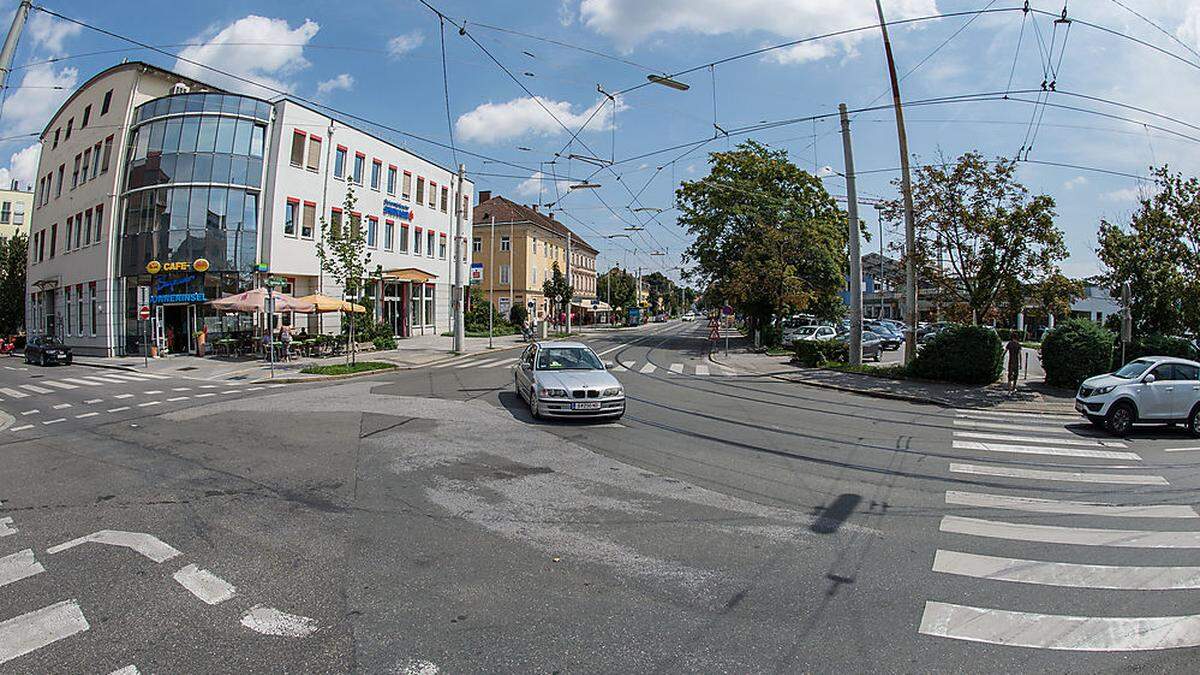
[1,0,1198,285]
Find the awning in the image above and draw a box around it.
[572,300,612,312]
[297,294,367,313]
[383,268,438,283]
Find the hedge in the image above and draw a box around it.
[1041,319,1115,389]
[907,324,1002,384]
[1113,334,1199,370]
[793,339,848,367]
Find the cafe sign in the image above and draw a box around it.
[146,258,210,274]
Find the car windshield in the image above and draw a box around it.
[1113,359,1154,379]
[41,338,63,348]
[793,326,820,337]
[536,347,603,371]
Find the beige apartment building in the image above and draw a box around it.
[471,192,602,322]
[0,184,33,239]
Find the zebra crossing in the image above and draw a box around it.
[0,372,171,403]
[919,407,1200,651]
[428,354,735,377]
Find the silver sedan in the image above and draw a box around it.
[514,341,625,420]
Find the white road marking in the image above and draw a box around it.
[948,463,1168,485]
[109,667,140,675]
[0,549,44,588]
[83,399,102,404]
[98,373,145,383]
[51,403,71,410]
[954,430,1127,448]
[138,401,161,407]
[932,549,1200,590]
[131,373,169,379]
[919,600,1200,651]
[945,490,1197,518]
[0,518,15,536]
[107,407,130,413]
[173,564,238,605]
[221,390,239,395]
[610,363,627,372]
[952,440,1140,461]
[194,393,216,398]
[639,363,657,374]
[239,605,318,637]
[143,390,164,395]
[43,381,77,390]
[669,363,684,374]
[18,384,51,395]
[7,425,32,432]
[0,388,27,399]
[47,530,182,563]
[78,375,129,384]
[60,378,103,387]
[19,410,37,416]
[245,386,263,392]
[0,600,90,665]
[114,394,133,399]
[694,364,710,376]
[171,387,191,392]
[74,412,99,419]
[267,384,287,388]
[457,359,497,369]
[430,360,458,369]
[595,344,622,356]
[480,358,518,368]
[166,396,189,402]
[1165,446,1200,453]
[952,419,1084,435]
[954,408,1080,422]
[42,418,65,425]
[199,385,218,389]
[941,515,1200,548]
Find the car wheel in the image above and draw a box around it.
[40,353,48,367]
[1188,406,1200,438]
[1105,402,1135,437]
[23,352,30,364]
[529,388,541,419]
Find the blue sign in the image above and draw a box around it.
[154,274,196,292]
[150,292,207,304]
[383,199,412,220]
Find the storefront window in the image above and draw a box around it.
[424,284,435,327]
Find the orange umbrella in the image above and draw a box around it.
[208,288,316,313]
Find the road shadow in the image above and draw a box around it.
[810,493,861,534]
[496,391,622,427]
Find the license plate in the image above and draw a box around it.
[573,402,602,410]
[1075,401,1085,413]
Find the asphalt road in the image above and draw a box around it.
[2,323,1199,672]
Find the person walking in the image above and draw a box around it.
[279,324,293,362]
[1005,331,1023,392]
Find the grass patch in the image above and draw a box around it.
[440,325,520,338]
[766,346,793,356]
[1021,341,1042,350]
[300,361,395,376]
[826,362,909,379]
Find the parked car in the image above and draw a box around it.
[24,335,73,366]
[865,321,902,350]
[1076,356,1200,435]
[514,341,625,420]
[834,329,884,361]
[681,312,697,322]
[786,324,837,345]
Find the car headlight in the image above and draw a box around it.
[1091,385,1115,396]
[602,387,623,397]
[540,387,567,398]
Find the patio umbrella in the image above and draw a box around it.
[297,293,367,314]
[209,288,316,313]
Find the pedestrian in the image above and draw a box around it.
[1005,330,1023,392]
[280,324,292,362]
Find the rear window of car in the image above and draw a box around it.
[1173,363,1200,381]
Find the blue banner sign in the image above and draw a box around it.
[150,292,207,304]
[383,199,413,220]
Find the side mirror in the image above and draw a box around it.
[1144,374,1157,384]
[604,360,615,370]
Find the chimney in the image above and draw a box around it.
[477,190,491,204]
[532,204,539,212]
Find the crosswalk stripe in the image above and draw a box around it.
[639,363,657,374]
[919,600,1200,651]
[42,381,77,390]
[0,388,28,399]
[480,358,518,368]
[941,515,1200,548]
[948,463,1168,485]
[952,419,1084,435]
[122,372,168,379]
[694,364,710,376]
[79,375,130,384]
[1165,446,1200,453]
[610,363,627,372]
[945,490,1196,518]
[932,549,1200,590]
[669,363,683,374]
[0,549,44,588]
[100,373,148,382]
[955,409,1078,423]
[431,360,459,369]
[456,359,491,369]
[18,384,52,394]
[952,440,1140,461]
[953,431,1127,448]
[60,378,104,387]
[0,600,90,664]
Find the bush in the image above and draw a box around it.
[372,335,397,351]
[793,339,848,367]
[1114,333,1199,369]
[509,304,528,327]
[1041,319,1115,389]
[908,324,1002,384]
[301,361,395,376]
[760,324,784,348]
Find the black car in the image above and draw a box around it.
[865,321,902,351]
[24,336,72,366]
[835,329,884,361]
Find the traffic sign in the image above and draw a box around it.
[470,262,483,285]
[722,304,734,316]
[137,285,150,307]
[708,316,720,341]
[138,305,151,320]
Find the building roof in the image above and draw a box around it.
[472,195,598,254]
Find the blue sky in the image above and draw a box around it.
[3,0,1199,284]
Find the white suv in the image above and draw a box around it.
[1076,356,1200,436]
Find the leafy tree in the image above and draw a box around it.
[1042,319,1115,388]
[881,151,1068,324]
[0,233,27,335]
[597,266,636,311]
[541,261,573,324]
[678,140,847,330]
[509,303,528,326]
[464,285,508,332]
[315,186,371,363]
[1096,166,1200,336]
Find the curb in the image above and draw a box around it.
[73,359,144,374]
[0,409,13,432]
[772,372,1076,415]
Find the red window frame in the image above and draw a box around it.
[284,197,300,236]
[290,129,307,165]
[336,144,348,152]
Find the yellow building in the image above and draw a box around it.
[471,193,598,321]
[0,184,33,239]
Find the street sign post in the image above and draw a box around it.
[470,263,483,285]
[137,286,150,367]
[708,316,720,341]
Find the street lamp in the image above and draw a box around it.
[647,74,690,91]
[631,207,663,214]
[623,225,645,231]
[569,182,602,190]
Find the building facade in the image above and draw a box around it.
[0,185,33,239]
[26,62,472,356]
[470,193,597,321]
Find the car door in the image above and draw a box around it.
[1171,363,1200,419]
[1139,363,1177,419]
[515,346,532,391]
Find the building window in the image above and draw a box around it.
[64,217,72,252]
[65,117,73,140]
[73,212,82,248]
[472,236,481,252]
[399,224,409,252]
[13,201,24,225]
[56,164,64,197]
[76,284,84,336]
[424,284,435,326]
[402,171,412,199]
[532,238,538,255]
[52,128,60,149]
[290,130,306,166]
[426,230,435,257]
[306,136,321,170]
[72,154,80,188]
[439,234,447,259]
[387,166,397,195]
[81,148,91,184]
[415,176,424,203]
[301,201,316,239]
[500,264,511,284]
[101,135,113,173]
[64,287,71,335]
[353,152,365,184]
[367,216,378,248]
[428,181,437,208]
[81,104,91,128]
[101,89,113,115]
[500,235,511,252]
[89,282,97,336]
[414,228,422,255]
[0,201,10,224]
[440,186,449,213]
[330,208,343,238]
[334,146,347,178]
[91,142,101,180]
[349,211,362,238]
[384,218,395,251]
[94,204,103,242]
[371,159,382,190]
[284,198,298,236]
[49,223,57,258]
[83,209,92,246]
[531,268,537,285]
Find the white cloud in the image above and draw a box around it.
[1063,175,1088,190]
[516,171,571,197]
[0,143,41,191]
[580,0,938,63]
[1177,3,1200,51]
[558,0,577,27]
[27,12,82,56]
[316,73,354,96]
[816,165,835,177]
[1100,186,1145,203]
[2,64,77,135]
[388,31,425,58]
[174,15,320,97]
[455,96,624,144]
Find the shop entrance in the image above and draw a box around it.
[159,304,196,355]
[383,281,410,338]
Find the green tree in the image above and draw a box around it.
[1096,166,1200,336]
[597,266,636,311]
[464,285,508,332]
[882,151,1068,324]
[541,261,573,324]
[678,140,847,331]
[0,233,27,335]
[315,186,371,363]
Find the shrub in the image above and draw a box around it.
[301,361,395,376]
[793,339,848,367]
[372,335,397,351]
[1042,319,1115,389]
[1114,333,1199,370]
[908,324,1002,384]
[760,324,784,348]
[509,304,529,326]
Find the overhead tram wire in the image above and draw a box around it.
[438,15,458,167]
[1108,0,1200,62]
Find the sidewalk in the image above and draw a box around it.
[710,346,1076,415]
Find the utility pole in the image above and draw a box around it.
[565,231,572,334]
[0,1,31,99]
[839,103,863,366]
[876,0,919,364]
[488,214,495,349]
[636,266,642,324]
[877,206,885,320]
[452,163,465,353]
